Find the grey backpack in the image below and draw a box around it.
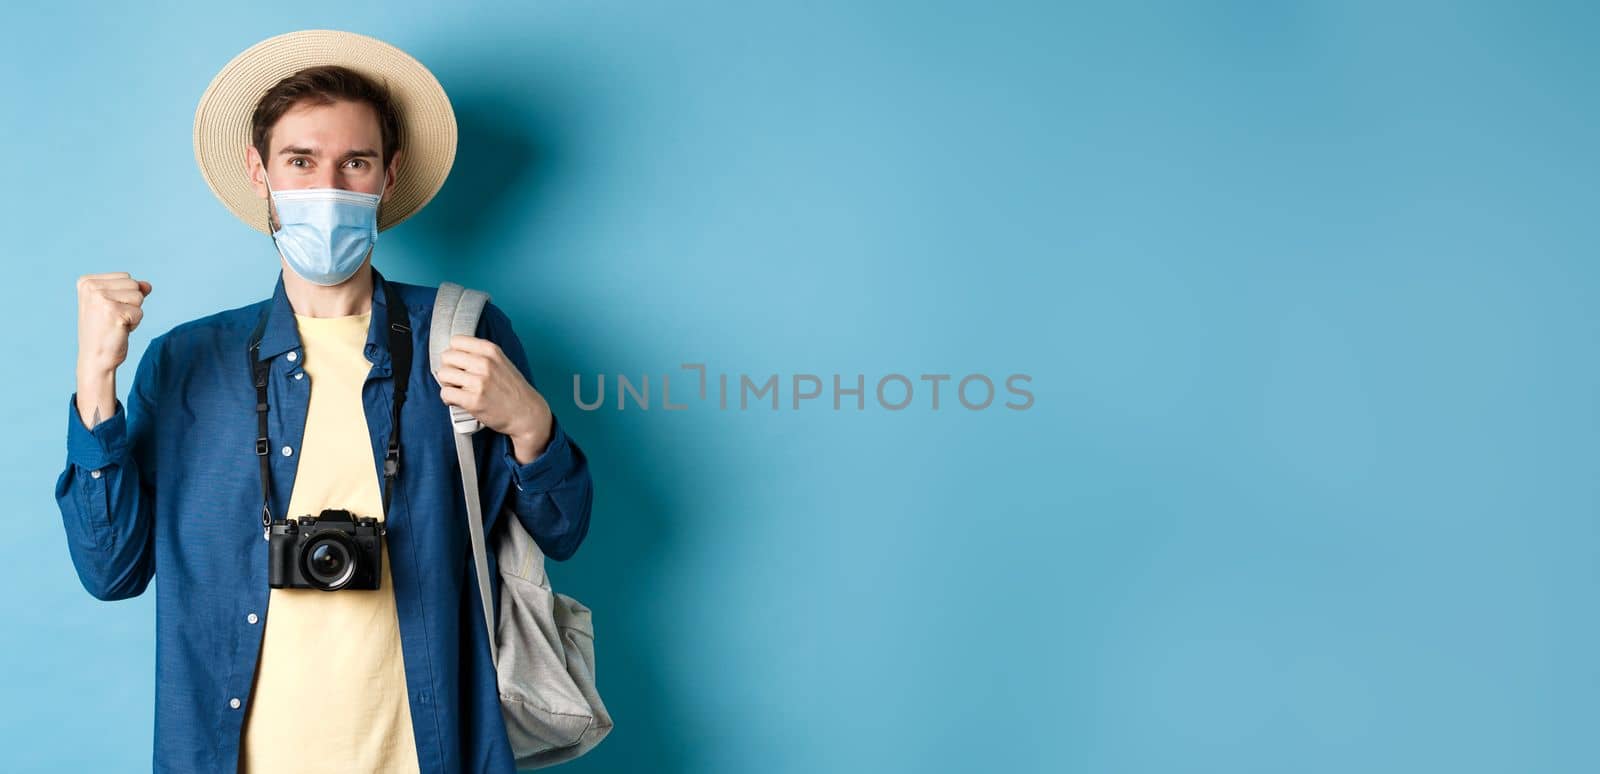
[429,281,613,768]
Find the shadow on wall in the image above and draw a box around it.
[408,85,698,774]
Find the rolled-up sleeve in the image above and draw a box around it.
[55,336,163,600]
[503,412,573,492]
[66,392,130,472]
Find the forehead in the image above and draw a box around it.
[268,99,382,153]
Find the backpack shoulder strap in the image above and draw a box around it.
[429,281,491,434]
[430,281,500,663]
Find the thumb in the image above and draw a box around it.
[137,280,153,296]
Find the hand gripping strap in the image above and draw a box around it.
[430,281,500,663]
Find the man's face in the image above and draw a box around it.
[245,99,401,231]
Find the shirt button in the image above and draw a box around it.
[281,446,293,457]
[286,351,298,362]
[294,373,304,380]
[229,698,241,709]
[247,613,259,625]
[90,469,102,479]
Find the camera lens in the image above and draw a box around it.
[310,542,345,575]
[300,533,358,590]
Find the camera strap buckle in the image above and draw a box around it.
[255,437,269,456]
[383,444,400,478]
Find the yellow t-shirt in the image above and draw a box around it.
[239,310,420,774]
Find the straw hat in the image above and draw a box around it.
[193,29,457,235]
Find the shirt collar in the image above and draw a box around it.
[254,265,398,370]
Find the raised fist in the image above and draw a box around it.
[77,272,153,374]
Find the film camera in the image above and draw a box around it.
[268,509,383,591]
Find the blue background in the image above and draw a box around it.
[4,1,1596,771]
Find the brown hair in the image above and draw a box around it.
[250,65,402,170]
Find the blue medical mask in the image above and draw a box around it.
[264,173,386,286]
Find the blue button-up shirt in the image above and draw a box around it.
[54,266,593,773]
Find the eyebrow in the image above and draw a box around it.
[277,146,380,160]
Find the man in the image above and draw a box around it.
[55,30,592,773]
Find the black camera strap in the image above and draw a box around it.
[246,278,412,538]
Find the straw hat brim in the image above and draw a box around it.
[193,29,457,235]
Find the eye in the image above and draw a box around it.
[289,157,309,168]
[346,159,366,169]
